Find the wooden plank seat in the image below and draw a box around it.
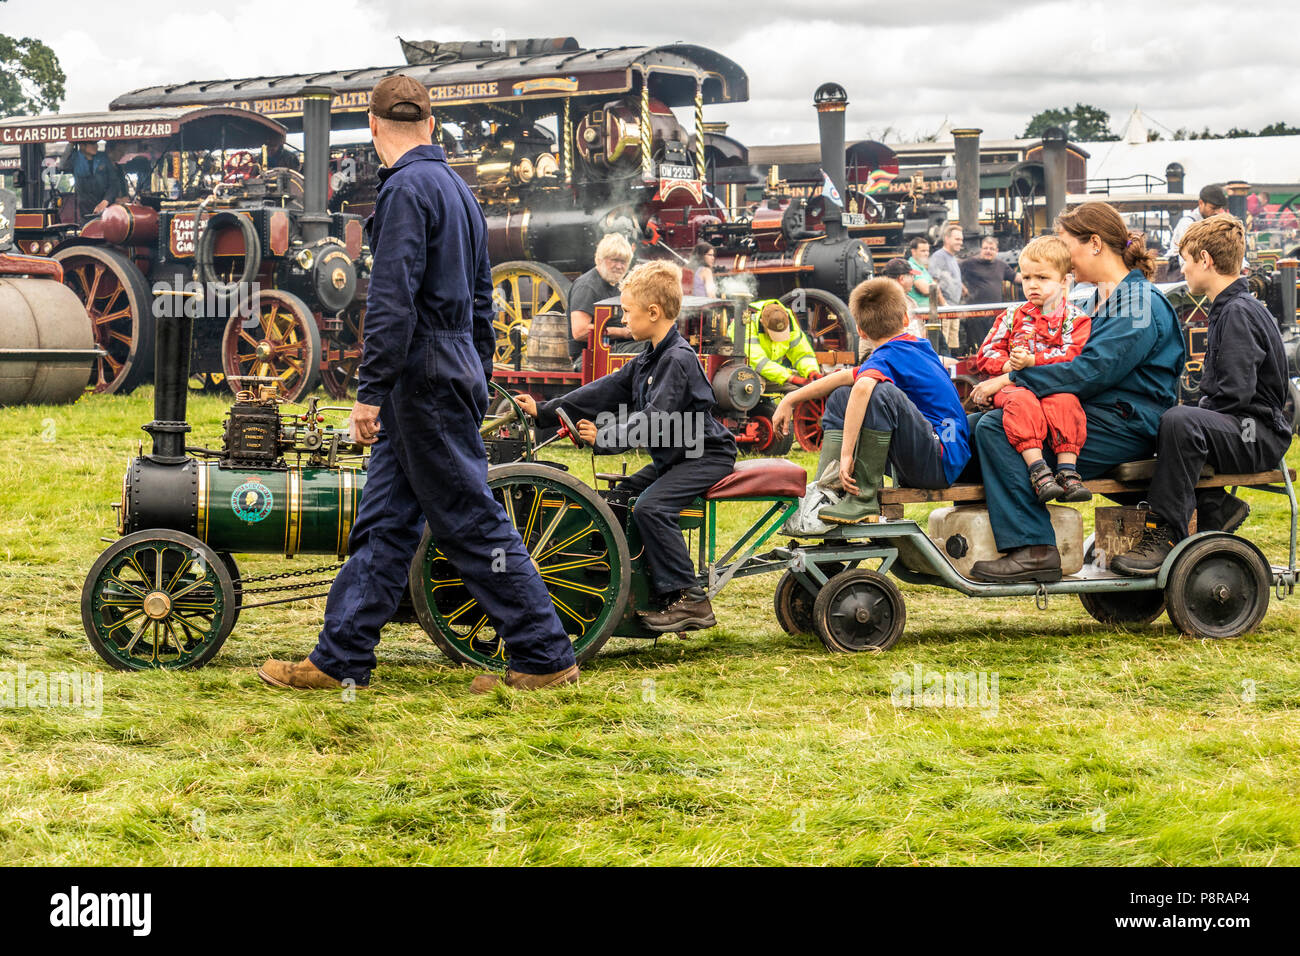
[878,459,1295,507]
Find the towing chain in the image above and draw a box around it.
[234,562,346,594]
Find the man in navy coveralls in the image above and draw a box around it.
[258,76,578,693]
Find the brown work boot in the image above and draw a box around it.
[638,588,718,633]
[469,664,580,694]
[258,657,361,690]
[969,544,1063,583]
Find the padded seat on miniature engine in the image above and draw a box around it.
[705,459,808,500]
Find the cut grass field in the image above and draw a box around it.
[2,386,1299,865]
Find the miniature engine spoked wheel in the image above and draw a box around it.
[409,463,631,669]
[813,568,906,652]
[773,570,818,636]
[82,530,237,670]
[1078,543,1165,626]
[1164,536,1270,640]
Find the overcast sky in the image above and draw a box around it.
[5,0,1298,144]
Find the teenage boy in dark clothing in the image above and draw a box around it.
[1112,215,1293,575]
[516,261,738,630]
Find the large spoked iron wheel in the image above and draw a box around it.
[81,530,236,670]
[813,568,906,652]
[409,463,631,670]
[321,306,364,399]
[779,288,857,360]
[1164,536,1271,640]
[793,395,825,452]
[491,260,571,367]
[221,288,322,402]
[53,245,155,395]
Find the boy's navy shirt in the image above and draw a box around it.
[357,144,496,408]
[855,332,971,484]
[538,324,737,473]
[1197,277,1292,440]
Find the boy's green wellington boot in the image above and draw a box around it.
[818,429,892,525]
[816,428,844,487]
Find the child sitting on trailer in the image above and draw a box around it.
[772,277,971,524]
[514,261,738,632]
[968,236,1093,504]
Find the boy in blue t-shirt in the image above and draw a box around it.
[773,278,970,524]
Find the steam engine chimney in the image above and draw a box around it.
[1278,258,1297,333]
[814,82,849,241]
[953,128,982,239]
[144,286,192,462]
[1165,162,1185,194]
[1226,180,1250,222]
[1041,126,1068,231]
[300,85,334,245]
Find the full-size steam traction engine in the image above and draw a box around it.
[108,40,873,388]
[1,100,367,401]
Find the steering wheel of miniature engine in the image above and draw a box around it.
[555,406,587,449]
[222,151,259,183]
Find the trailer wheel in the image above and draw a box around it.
[82,531,236,670]
[221,288,322,402]
[1164,536,1270,640]
[53,245,155,395]
[1077,543,1165,626]
[813,568,905,652]
[409,462,631,669]
[773,570,817,636]
[491,261,571,367]
[1078,589,1166,627]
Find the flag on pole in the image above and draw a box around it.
[820,169,843,208]
[865,169,897,195]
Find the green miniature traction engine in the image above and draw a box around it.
[77,289,727,674]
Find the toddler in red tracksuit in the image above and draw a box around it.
[970,236,1093,503]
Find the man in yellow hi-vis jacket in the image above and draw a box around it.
[729,299,822,388]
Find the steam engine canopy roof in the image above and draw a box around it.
[0,107,287,151]
[108,42,749,131]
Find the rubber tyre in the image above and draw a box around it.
[1164,535,1271,639]
[813,568,906,652]
[773,570,817,636]
[195,209,261,297]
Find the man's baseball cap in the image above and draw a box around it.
[1199,184,1229,207]
[881,257,911,278]
[369,75,430,121]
